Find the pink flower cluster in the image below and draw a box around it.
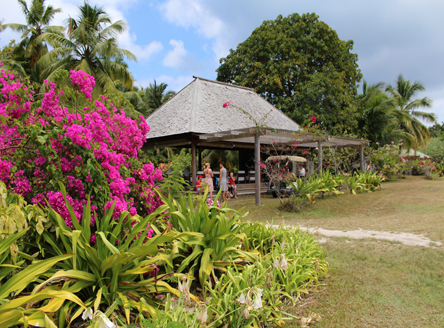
[206,198,222,208]
[0,158,12,181]
[70,70,95,101]
[0,67,163,229]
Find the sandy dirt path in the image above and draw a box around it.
[273,225,443,247]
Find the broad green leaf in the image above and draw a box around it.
[0,290,86,314]
[0,254,74,299]
[97,232,120,255]
[94,287,103,312]
[199,248,214,288]
[0,310,22,327]
[117,292,131,324]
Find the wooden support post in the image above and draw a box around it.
[360,144,365,172]
[191,140,196,188]
[198,147,202,171]
[255,132,261,206]
[318,140,323,176]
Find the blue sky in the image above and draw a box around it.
[2,0,444,123]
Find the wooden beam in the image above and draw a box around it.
[143,140,191,150]
[198,147,202,171]
[196,142,254,149]
[204,132,256,143]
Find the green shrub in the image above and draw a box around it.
[159,191,258,289]
[281,171,384,212]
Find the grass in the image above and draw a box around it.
[289,240,444,327]
[229,176,444,327]
[231,176,444,242]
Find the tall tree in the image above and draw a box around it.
[216,13,362,135]
[141,80,176,116]
[386,74,435,149]
[38,3,136,90]
[357,80,412,146]
[2,0,63,82]
[429,122,444,140]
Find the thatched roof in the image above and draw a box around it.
[145,77,300,140]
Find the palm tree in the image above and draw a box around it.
[358,80,413,146]
[2,0,63,82]
[38,3,136,90]
[140,80,176,116]
[386,74,436,149]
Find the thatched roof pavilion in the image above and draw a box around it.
[145,77,369,205]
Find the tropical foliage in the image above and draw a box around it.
[139,80,176,116]
[38,3,136,91]
[1,0,63,82]
[385,74,435,149]
[357,77,436,149]
[217,12,362,135]
[159,191,258,288]
[370,141,408,179]
[424,138,444,163]
[0,67,163,229]
[280,171,385,211]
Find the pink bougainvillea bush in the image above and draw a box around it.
[370,141,407,179]
[0,65,163,228]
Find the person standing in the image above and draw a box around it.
[298,166,306,180]
[218,161,228,201]
[204,163,214,200]
[229,172,238,198]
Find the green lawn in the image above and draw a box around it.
[230,176,444,327]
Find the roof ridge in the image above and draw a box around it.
[193,76,255,92]
[189,78,199,131]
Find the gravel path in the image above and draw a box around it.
[273,225,443,247]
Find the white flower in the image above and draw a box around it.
[273,258,280,268]
[252,296,263,309]
[82,307,93,320]
[274,255,288,270]
[279,255,288,270]
[243,308,250,319]
[237,292,246,304]
[196,307,208,323]
[178,276,192,305]
[92,311,116,328]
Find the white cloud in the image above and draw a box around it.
[163,39,187,68]
[159,0,229,60]
[120,36,163,60]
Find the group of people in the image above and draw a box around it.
[196,162,238,201]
